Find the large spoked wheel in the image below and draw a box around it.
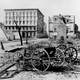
[51,48,65,67]
[64,47,78,63]
[31,48,50,72]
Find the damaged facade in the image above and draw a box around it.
[48,14,75,40]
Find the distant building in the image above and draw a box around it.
[48,15,67,40]
[4,9,44,39]
[48,14,75,40]
[64,15,75,38]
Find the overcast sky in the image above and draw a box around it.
[0,0,80,29]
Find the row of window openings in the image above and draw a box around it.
[6,16,37,19]
[6,21,36,25]
[5,27,36,30]
[23,32,36,37]
[28,32,36,37]
[6,12,36,16]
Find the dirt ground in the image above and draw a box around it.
[0,66,80,80]
[0,70,80,80]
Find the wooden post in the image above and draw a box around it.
[1,41,5,50]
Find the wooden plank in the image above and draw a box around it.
[0,62,16,74]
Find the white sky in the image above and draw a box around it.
[0,0,80,30]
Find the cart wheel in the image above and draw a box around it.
[31,48,50,72]
[52,48,65,66]
[64,47,78,63]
